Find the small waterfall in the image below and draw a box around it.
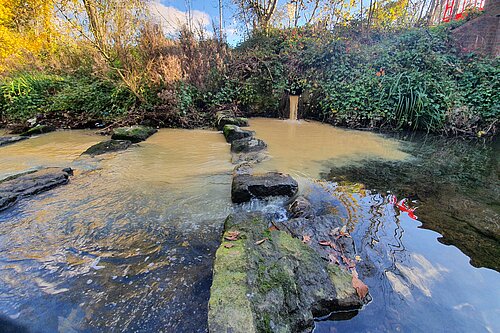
[289,95,299,121]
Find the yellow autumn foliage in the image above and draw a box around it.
[0,0,58,73]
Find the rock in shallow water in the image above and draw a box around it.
[82,140,132,156]
[111,125,157,143]
[208,212,363,333]
[19,125,55,137]
[216,111,249,131]
[231,172,298,203]
[223,125,254,143]
[0,136,27,147]
[231,137,267,154]
[0,168,72,211]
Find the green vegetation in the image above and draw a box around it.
[0,73,133,125]
[0,1,497,137]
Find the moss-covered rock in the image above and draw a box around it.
[82,140,132,156]
[223,125,254,143]
[111,125,157,143]
[209,212,363,333]
[216,111,249,131]
[19,125,55,137]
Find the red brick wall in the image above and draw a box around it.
[451,0,500,56]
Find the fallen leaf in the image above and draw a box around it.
[268,225,279,231]
[352,275,369,299]
[224,231,240,241]
[181,241,190,247]
[224,243,234,249]
[328,253,340,265]
[302,235,311,244]
[255,238,268,245]
[319,240,332,246]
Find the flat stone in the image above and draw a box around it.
[231,172,298,203]
[231,137,267,154]
[208,212,363,333]
[111,125,157,143]
[19,125,55,137]
[82,140,132,156]
[216,111,249,131]
[223,125,254,143]
[0,168,73,211]
[0,136,27,147]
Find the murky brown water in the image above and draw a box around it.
[0,129,233,332]
[0,130,103,179]
[247,118,409,178]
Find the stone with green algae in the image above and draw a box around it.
[111,125,157,143]
[208,212,363,333]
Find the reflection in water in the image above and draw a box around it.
[247,118,409,178]
[0,129,233,332]
[305,181,500,333]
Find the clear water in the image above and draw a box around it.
[0,122,499,333]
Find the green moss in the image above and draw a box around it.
[111,126,157,143]
[208,232,256,333]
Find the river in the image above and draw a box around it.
[0,119,498,332]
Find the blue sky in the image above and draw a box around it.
[151,0,243,44]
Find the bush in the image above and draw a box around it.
[0,72,135,124]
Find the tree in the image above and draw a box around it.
[233,0,279,31]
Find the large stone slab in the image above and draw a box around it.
[0,168,73,211]
[111,125,157,143]
[223,125,254,143]
[0,136,27,147]
[231,137,267,154]
[231,172,298,203]
[208,212,363,333]
[82,140,132,156]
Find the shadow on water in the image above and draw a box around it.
[323,133,499,271]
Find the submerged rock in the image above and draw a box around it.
[288,196,314,219]
[231,137,267,154]
[209,212,363,333]
[111,125,157,143]
[231,172,298,203]
[216,111,249,131]
[0,168,73,211]
[0,136,27,147]
[223,125,254,143]
[82,140,132,156]
[19,125,55,137]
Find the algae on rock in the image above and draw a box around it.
[208,212,363,333]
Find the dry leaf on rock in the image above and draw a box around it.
[302,235,311,244]
[224,231,240,241]
[352,275,369,299]
[255,238,268,245]
[224,243,234,249]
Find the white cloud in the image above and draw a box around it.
[148,1,211,36]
